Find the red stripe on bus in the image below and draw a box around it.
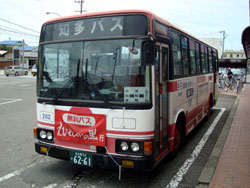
[168,81,178,92]
[37,121,54,127]
[37,121,154,136]
[106,130,154,136]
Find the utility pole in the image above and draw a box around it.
[22,39,24,68]
[75,0,85,14]
[220,30,226,59]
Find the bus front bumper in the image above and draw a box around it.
[35,142,155,171]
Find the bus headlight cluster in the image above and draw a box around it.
[117,140,143,155]
[38,128,54,142]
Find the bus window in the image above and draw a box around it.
[181,36,189,75]
[208,48,213,72]
[171,31,182,77]
[201,45,208,73]
[189,39,196,75]
[195,42,201,74]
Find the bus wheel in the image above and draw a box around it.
[172,119,184,157]
[206,96,213,119]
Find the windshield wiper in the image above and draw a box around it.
[84,58,115,109]
[52,59,80,104]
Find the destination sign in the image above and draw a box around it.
[40,15,148,42]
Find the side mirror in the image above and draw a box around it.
[142,40,156,66]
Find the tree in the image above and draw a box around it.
[0,45,12,51]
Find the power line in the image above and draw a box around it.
[0,25,39,38]
[0,18,39,34]
[0,27,39,38]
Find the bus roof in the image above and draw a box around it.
[43,9,217,51]
[44,9,154,24]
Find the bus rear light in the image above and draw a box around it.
[144,141,153,156]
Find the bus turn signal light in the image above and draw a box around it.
[144,141,153,156]
[33,128,37,138]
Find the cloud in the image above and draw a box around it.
[0,0,248,49]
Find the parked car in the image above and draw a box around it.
[4,66,28,76]
[31,64,37,76]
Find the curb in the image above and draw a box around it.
[196,94,240,188]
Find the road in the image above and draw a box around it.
[0,74,236,188]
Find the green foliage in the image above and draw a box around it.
[0,45,12,51]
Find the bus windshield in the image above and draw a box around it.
[37,39,151,104]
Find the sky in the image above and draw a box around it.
[0,0,249,51]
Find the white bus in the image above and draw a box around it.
[34,10,218,171]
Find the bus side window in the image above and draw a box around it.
[208,48,213,72]
[195,42,201,74]
[189,40,196,75]
[171,31,182,77]
[181,36,189,76]
[201,45,208,73]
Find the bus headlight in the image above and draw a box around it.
[120,142,129,151]
[131,142,140,152]
[39,130,47,139]
[47,132,53,140]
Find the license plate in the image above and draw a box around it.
[69,151,93,167]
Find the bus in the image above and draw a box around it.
[34,10,218,171]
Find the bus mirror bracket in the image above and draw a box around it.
[141,38,156,66]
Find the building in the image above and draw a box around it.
[200,38,223,58]
[222,50,246,59]
[17,46,38,68]
[0,40,37,69]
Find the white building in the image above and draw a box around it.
[200,38,223,58]
[222,50,246,59]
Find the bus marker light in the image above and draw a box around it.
[144,141,153,156]
[40,146,48,153]
[122,160,134,167]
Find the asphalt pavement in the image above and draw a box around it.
[0,71,247,188]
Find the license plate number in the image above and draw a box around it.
[69,151,93,167]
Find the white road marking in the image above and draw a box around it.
[43,183,58,188]
[0,163,36,183]
[166,107,226,188]
[0,98,22,106]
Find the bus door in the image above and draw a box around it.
[155,43,169,157]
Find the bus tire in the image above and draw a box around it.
[206,95,213,119]
[171,118,185,157]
